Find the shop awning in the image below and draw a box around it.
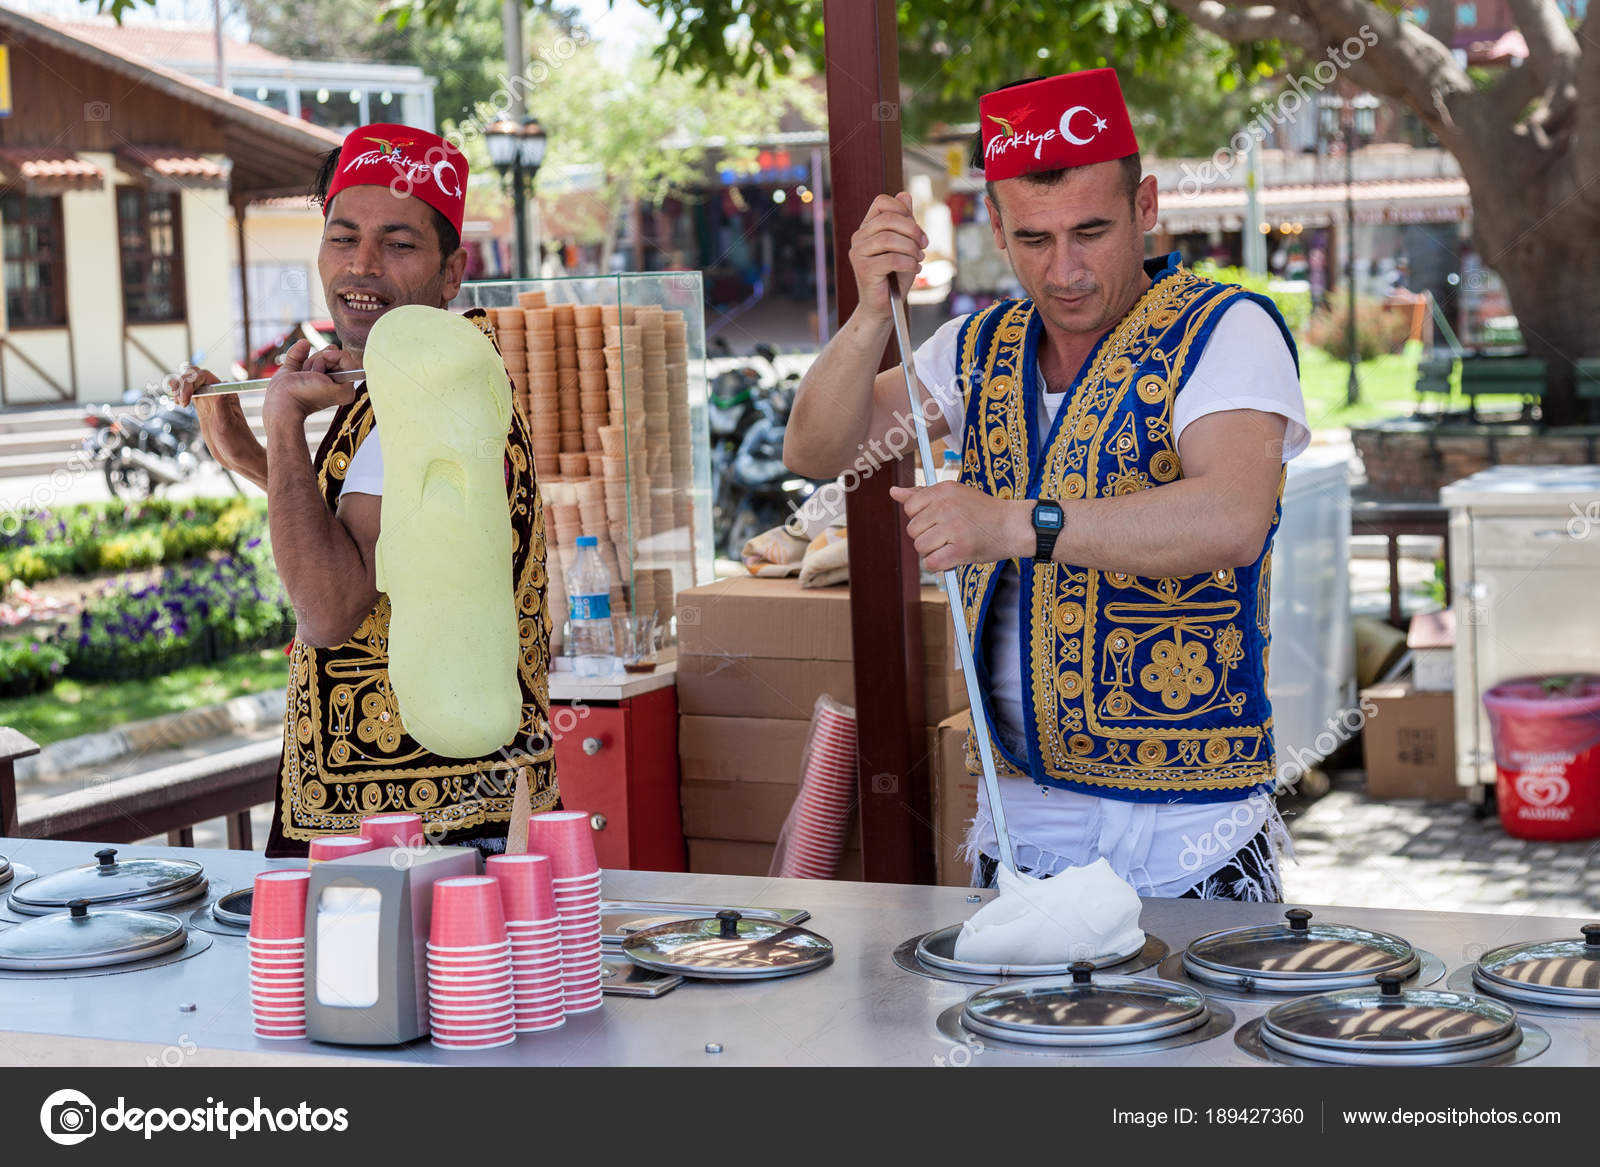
[0,147,104,194]
[1155,176,1472,235]
[114,146,230,190]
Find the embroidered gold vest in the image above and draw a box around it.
[275,309,558,841]
[958,254,1294,802]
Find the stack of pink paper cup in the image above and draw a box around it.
[426,875,515,1050]
[776,699,858,878]
[487,854,565,1033]
[527,811,602,1014]
[248,869,310,1040]
[308,835,376,863]
[360,812,425,850]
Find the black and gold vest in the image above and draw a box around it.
[959,253,1295,803]
[274,309,558,844]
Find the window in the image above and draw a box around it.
[117,187,185,323]
[1,192,67,327]
[1455,3,1477,27]
[233,85,290,115]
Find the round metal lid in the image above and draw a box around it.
[8,848,207,916]
[960,962,1211,1047]
[211,889,252,929]
[1472,924,1600,1007]
[1182,908,1419,991]
[1260,973,1522,1065]
[620,910,833,979]
[0,900,187,970]
[0,854,11,887]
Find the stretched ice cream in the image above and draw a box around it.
[953,857,1145,965]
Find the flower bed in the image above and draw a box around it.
[54,538,295,685]
[0,499,261,587]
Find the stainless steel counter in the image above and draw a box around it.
[0,836,1595,1067]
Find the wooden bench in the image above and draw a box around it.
[1,737,278,849]
[1459,356,1546,421]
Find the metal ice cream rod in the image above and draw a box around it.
[190,368,366,396]
[886,273,1017,878]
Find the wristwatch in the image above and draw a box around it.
[1031,500,1065,562]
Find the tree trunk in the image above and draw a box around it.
[1453,152,1600,426]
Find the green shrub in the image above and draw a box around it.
[0,638,67,696]
[1305,295,1413,363]
[1192,261,1312,338]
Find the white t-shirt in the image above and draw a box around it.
[913,297,1309,893]
[343,426,384,497]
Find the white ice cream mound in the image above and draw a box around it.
[953,857,1146,966]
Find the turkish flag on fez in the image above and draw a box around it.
[324,123,469,234]
[978,68,1139,182]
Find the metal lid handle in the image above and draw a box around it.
[1284,908,1312,933]
[94,848,117,868]
[717,910,741,938]
[68,899,89,919]
[1376,972,1406,1001]
[1069,961,1094,985]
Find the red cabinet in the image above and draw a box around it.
[550,683,685,872]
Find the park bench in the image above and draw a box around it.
[1458,356,1546,421]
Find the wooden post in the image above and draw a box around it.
[821,0,932,884]
[0,727,41,838]
[233,197,252,366]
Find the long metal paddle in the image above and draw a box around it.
[886,274,1016,878]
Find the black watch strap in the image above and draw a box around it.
[1032,500,1064,561]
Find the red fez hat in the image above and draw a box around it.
[324,123,469,235]
[978,68,1139,183]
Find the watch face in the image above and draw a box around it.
[1036,504,1064,530]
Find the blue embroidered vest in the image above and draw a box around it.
[958,253,1296,803]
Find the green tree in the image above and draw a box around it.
[520,19,823,269]
[610,0,1600,426]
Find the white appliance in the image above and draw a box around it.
[1268,449,1355,782]
[1441,465,1600,792]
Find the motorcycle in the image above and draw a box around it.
[719,362,829,558]
[81,388,238,500]
[707,338,767,550]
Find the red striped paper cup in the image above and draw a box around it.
[429,876,507,949]
[309,835,377,863]
[486,853,558,923]
[249,870,311,940]
[526,811,598,880]
[360,812,424,849]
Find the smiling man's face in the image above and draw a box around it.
[317,184,467,357]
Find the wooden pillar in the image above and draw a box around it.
[822,0,932,884]
[233,196,252,366]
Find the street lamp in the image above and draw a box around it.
[486,117,548,279]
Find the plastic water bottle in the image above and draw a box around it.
[567,535,614,676]
[938,449,961,484]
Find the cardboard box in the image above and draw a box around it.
[1361,682,1461,800]
[678,715,813,784]
[933,709,980,887]
[687,829,863,881]
[1408,609,1456,693]
[679,722,939,842]
[676,653,968,723]
[676,575,955,665]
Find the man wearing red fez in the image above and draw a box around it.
[177,124,556,857]
[787,70,1309,900]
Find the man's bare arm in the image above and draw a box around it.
[261,339,380,647]
[896,409,1288,577]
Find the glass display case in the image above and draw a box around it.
[451,273,714,660]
